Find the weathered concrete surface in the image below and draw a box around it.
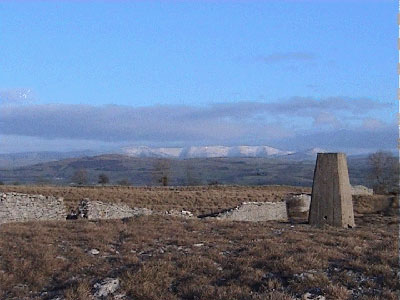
[285,193,311,219]
[351,185,373,196]
[76,199,152,220]
[309,153,355,228]
[211,202,288,222]
[0,193,66,224]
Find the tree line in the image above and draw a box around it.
[63,150,399,194]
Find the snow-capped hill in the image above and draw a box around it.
[156,147,183,157]
[180,146,230,158]
[122,146,182,158]
[122,145,294,159]
[228,146,293,157]
[256,146,293,156]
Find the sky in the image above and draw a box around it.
[0,0,397,154]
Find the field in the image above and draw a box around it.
[0,185,398,300]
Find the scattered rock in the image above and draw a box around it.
[301,292,325,300]
[164,209,194,218]
[89,249,100,255]
[181,210,194,217]
[93,278,120,298]
[12,283,28,291]
[294,270,318,281]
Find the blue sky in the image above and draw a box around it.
[0,0,397,154]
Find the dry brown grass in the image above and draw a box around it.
[0,185,310,215]
[0,185,397,299]
[0,214,397,299]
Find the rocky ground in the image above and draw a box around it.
[0,216,397,299]
[0,185,397,300]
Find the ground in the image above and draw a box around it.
[0,185,398,300]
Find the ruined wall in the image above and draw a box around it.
[77,199,152,220]
[285,193,311,220]
[351,185,373,196]
[214,202,288,222]
[285,188,373,221]
[0,192,66,224]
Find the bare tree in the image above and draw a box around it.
[368,151,398,194]
[72,169,88,186]
[98,173,109,185]
[153,159,171,186]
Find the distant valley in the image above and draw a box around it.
[0,152,371,188]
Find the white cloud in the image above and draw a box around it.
[0,97,394,153]
[362,118,385,131]
[313,111,342,128]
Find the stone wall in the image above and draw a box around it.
[76,199,152,220]
[351,185,373,196]
[285,193,311,219]
[0,192,66,224]
[211,202,288,222]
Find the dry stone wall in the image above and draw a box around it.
[0,192,66,224]
[77,199,152,220]
[0,192,300,224]
[211,202,288,222]
[351,185,373,196]
[285,193,311,219]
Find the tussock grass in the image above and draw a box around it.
[0,214,397,299]
[0,185,397,299]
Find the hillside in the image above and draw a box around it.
[0,150,101,168]
[0,154,371,187]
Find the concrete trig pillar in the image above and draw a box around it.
[309,153,355,228]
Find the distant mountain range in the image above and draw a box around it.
[0,145,328,169]
[121,145,326,159]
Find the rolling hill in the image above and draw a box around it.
[0,153,371,187]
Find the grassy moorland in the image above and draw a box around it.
[0,185,397,300]
[0,215,398,300]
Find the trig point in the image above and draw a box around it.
[309,153,355,228]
